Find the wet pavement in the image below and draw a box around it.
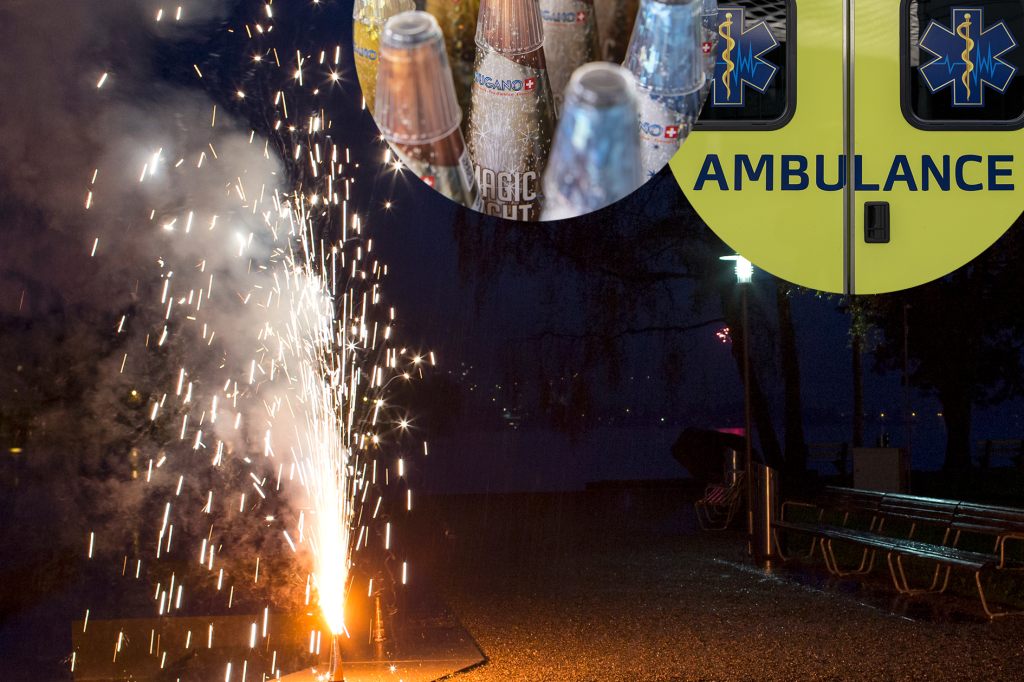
[409,486,1024,681]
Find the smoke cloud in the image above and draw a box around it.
[0,0,311,603]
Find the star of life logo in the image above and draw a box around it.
[919,7,1017,107]
[712,7,780,107]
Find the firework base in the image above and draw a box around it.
[71,595,482,681]
[281,597,484,682]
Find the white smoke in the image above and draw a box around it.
[0,0,304,566]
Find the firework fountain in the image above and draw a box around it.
[68,2,429,679]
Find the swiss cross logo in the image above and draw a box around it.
[421,175,435,188]
[524,77,536,91]
[702,41,713,54]
[664,125,680,139]
[576,11,586,22]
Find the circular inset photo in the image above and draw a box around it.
[353,0,716,221]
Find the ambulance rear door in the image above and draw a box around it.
[851,0,1024,293]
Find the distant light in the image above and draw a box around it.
[720,254,754,284]
[9,447,22,454]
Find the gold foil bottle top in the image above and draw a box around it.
[476,0,546,54]
[353,0,416,25]
[376,11,464,145]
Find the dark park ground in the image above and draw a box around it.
[3,479,1024,680]
[409,483,1024,682]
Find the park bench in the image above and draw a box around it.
[694,472,746,531]
[974,439,1024,470]
[773,486,1024,618]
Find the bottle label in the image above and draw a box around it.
[353,20,379,111]
[637,95,684,176]
[394,138,481,210]
[540,0,599,109]
[701,29,718,92]
[468,47,556,221]
[636,89,705,176]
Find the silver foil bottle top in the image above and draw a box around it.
[623,0,705,95]
[542,63,644,220]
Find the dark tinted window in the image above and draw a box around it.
[697,0,794,128]
[905,0,1024,127]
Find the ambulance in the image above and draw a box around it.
[673,0,1023,294]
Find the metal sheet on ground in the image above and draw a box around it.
[70,596,484,681]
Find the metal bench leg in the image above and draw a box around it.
[938,566,952,594]
[696,499,736,532]
[773,528,818,563]
[723,497,741,528]
[893,555,947,595]
[696,502,725,531]
[695,502,710,531]
[887,553,909,593]
[975,571,1024,619]
[825,540,876,577]
[819,539,840,575]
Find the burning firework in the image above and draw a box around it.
[73,1,429,677]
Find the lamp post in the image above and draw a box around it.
[721,255,754,557]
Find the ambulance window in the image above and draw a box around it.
[903,0,1024,128]
[695,0,795,129]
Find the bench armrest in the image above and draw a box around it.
[998,533,1024,569]
[781,500,820,521]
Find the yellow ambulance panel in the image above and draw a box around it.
[672,0,1024,294]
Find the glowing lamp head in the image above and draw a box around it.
[720,254,754,284]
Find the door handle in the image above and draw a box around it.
[864,202,890,243]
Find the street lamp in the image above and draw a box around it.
[721,254,754,285]
[721,255,754,558]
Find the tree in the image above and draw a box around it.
[865,219,1024,472]
[452,171,808,473]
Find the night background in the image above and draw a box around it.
[2,0,1024,680]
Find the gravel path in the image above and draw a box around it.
[410,488,1024,682]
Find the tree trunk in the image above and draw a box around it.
[940,389,973,473]
[776,285,807,474]
[722,286,784,470]
[850,301,864,448]
[746,356,784,470]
